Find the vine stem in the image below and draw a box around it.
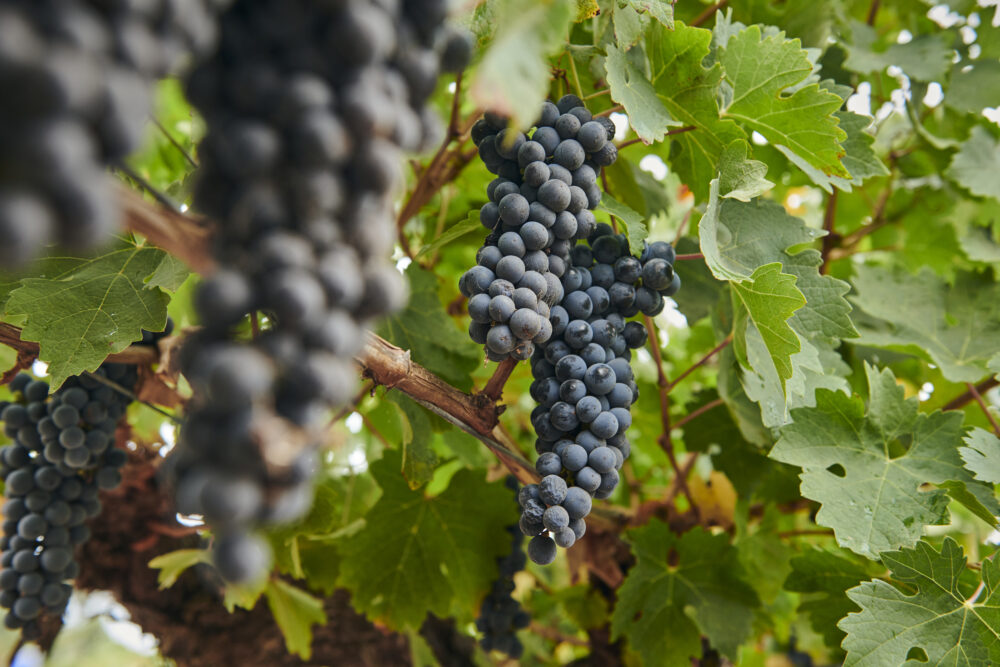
[691,0,728,27]
[967,382,1000,438]
[674,253,703,261]
[82,371,182,425]
[395,71,477,257]
[672,398,723,430]
[150,117,198,168]
[943,379,1000,411]
[643,316,698,513]
[114,162,183,213]
[673,207,694,245]
[482,358,518,402]
[666,335,731,392]
[594,104,624,118]
[583,88,610,101]
[617,125,696,150]
[819,188,839,275]
[566,48,584,99]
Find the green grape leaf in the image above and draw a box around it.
[337,452,517,630]
[939,480,1000,527]
[718,140,773,202]
[3,238,173,387]
[961,428,1000,484]
[148,549,210,589]
[947,126,1000,201]
[771,364,974,558]
[143,252,190,292]
[266,474,379,591]
[730,263,806,390]
[471,0,575,130]
[839,538,1000,665]
[844,21,953,82]
[264,579,327,660]
[612,4,645,48]
[611,522,760,664]
[624,0,673,28]
[850,266,1000,383]
[598,194,648,252]
[778,111,889,193]
[742,333,850,428]
[947,61,1000,114]
[378,264,481,391]
[605,44,679,143]
[720,26,847,177]
[784,547,882,649]
[647,22,745,201]
[389,394,440,490]
[415,211,483,260]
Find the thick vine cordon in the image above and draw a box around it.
[0,0,222,267]
[170,0,468,582]
[461,97,680,564]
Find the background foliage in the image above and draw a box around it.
[3,0,1000,664]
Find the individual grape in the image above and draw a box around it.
[575,467,601,493]
[590,411,620,439]
[562,444,589,471]
[488,295,516,323]
[575,396,602,424]
[562,487,593,520]
[535,452,563,476]
[542,505,569,531]
[528,535,557,565]
[553,526,576,548]
[577,121,608,152]
[537,179,571,212]
[554,113,581,139]
[498,231,526,257]
[212,532,273,584]
[538,475,568,505]
[498,193,529,225]
[553,140,585,170]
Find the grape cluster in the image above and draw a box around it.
[0,0,223,267]
[171,0,468,583]
[459,95,618,362]
[0,356,150,638]
[476,477,530,658]
[519,229,680,565]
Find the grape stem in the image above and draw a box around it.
[82,370,183,425]
[643,315,699,515]
[942,379,1000,411]
[690,0,728,27]
[617,126,696,150]
[671,397,723,430]
[673,252,703,261]
[967,382,1000,438]
[666,335,731,393]
[396,71,478,258]
[819,188,839,275]
[114,162,184,213]
[150,117,198,169]
[482,358,518,402]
